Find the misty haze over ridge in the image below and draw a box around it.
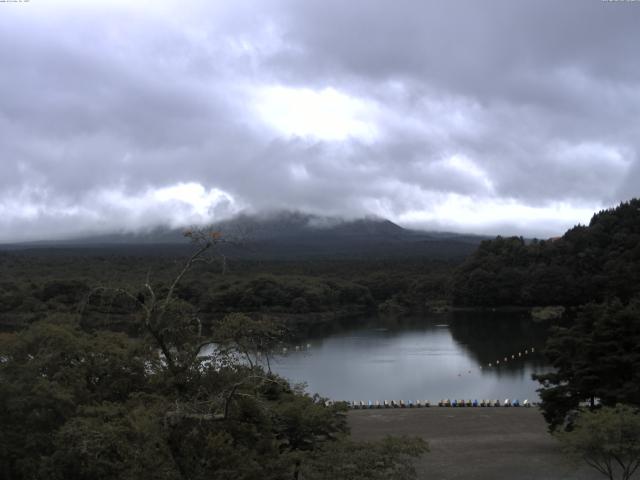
[0,210,489,260]
[2,1,640,242]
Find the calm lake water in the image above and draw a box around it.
[270,312,552,403]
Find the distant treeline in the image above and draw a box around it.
[452,199,640,307]
[0,254,454,330]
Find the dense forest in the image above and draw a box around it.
[0,235,429,480]
[452,199,640,308]
[0,252,454,333]
[534,298,640,430]
[0,238,450,478]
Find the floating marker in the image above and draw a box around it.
[531,347,535,353]
[488,363,492,367]
[518,352,522,357]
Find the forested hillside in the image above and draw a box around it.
[0,253,453,332]
[452,199,640,307]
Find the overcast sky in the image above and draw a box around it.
[1,0,639,242]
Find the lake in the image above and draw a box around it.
[269,312,552,403]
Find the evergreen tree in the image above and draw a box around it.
[535,299,640,431]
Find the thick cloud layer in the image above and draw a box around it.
[1,0,639,241]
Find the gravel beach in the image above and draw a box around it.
[348,408,602,480]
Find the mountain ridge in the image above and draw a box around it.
[0,210,488,260]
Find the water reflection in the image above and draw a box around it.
[271,312,552,402]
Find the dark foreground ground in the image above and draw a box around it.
[348,408,601,480]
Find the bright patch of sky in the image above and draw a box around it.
[254,86,378,141]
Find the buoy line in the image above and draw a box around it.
[453,346,538,378]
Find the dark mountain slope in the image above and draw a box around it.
[2,211,486,260]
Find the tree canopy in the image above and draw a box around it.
[534,299,640,431]
[0,233,428,479]
[556,404,640,480]
[452,199,640,307]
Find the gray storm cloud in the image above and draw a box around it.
[0,0,639,242]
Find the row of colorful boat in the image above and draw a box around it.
[348,398,533,408]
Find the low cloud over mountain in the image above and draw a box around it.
[2,1,639,241]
